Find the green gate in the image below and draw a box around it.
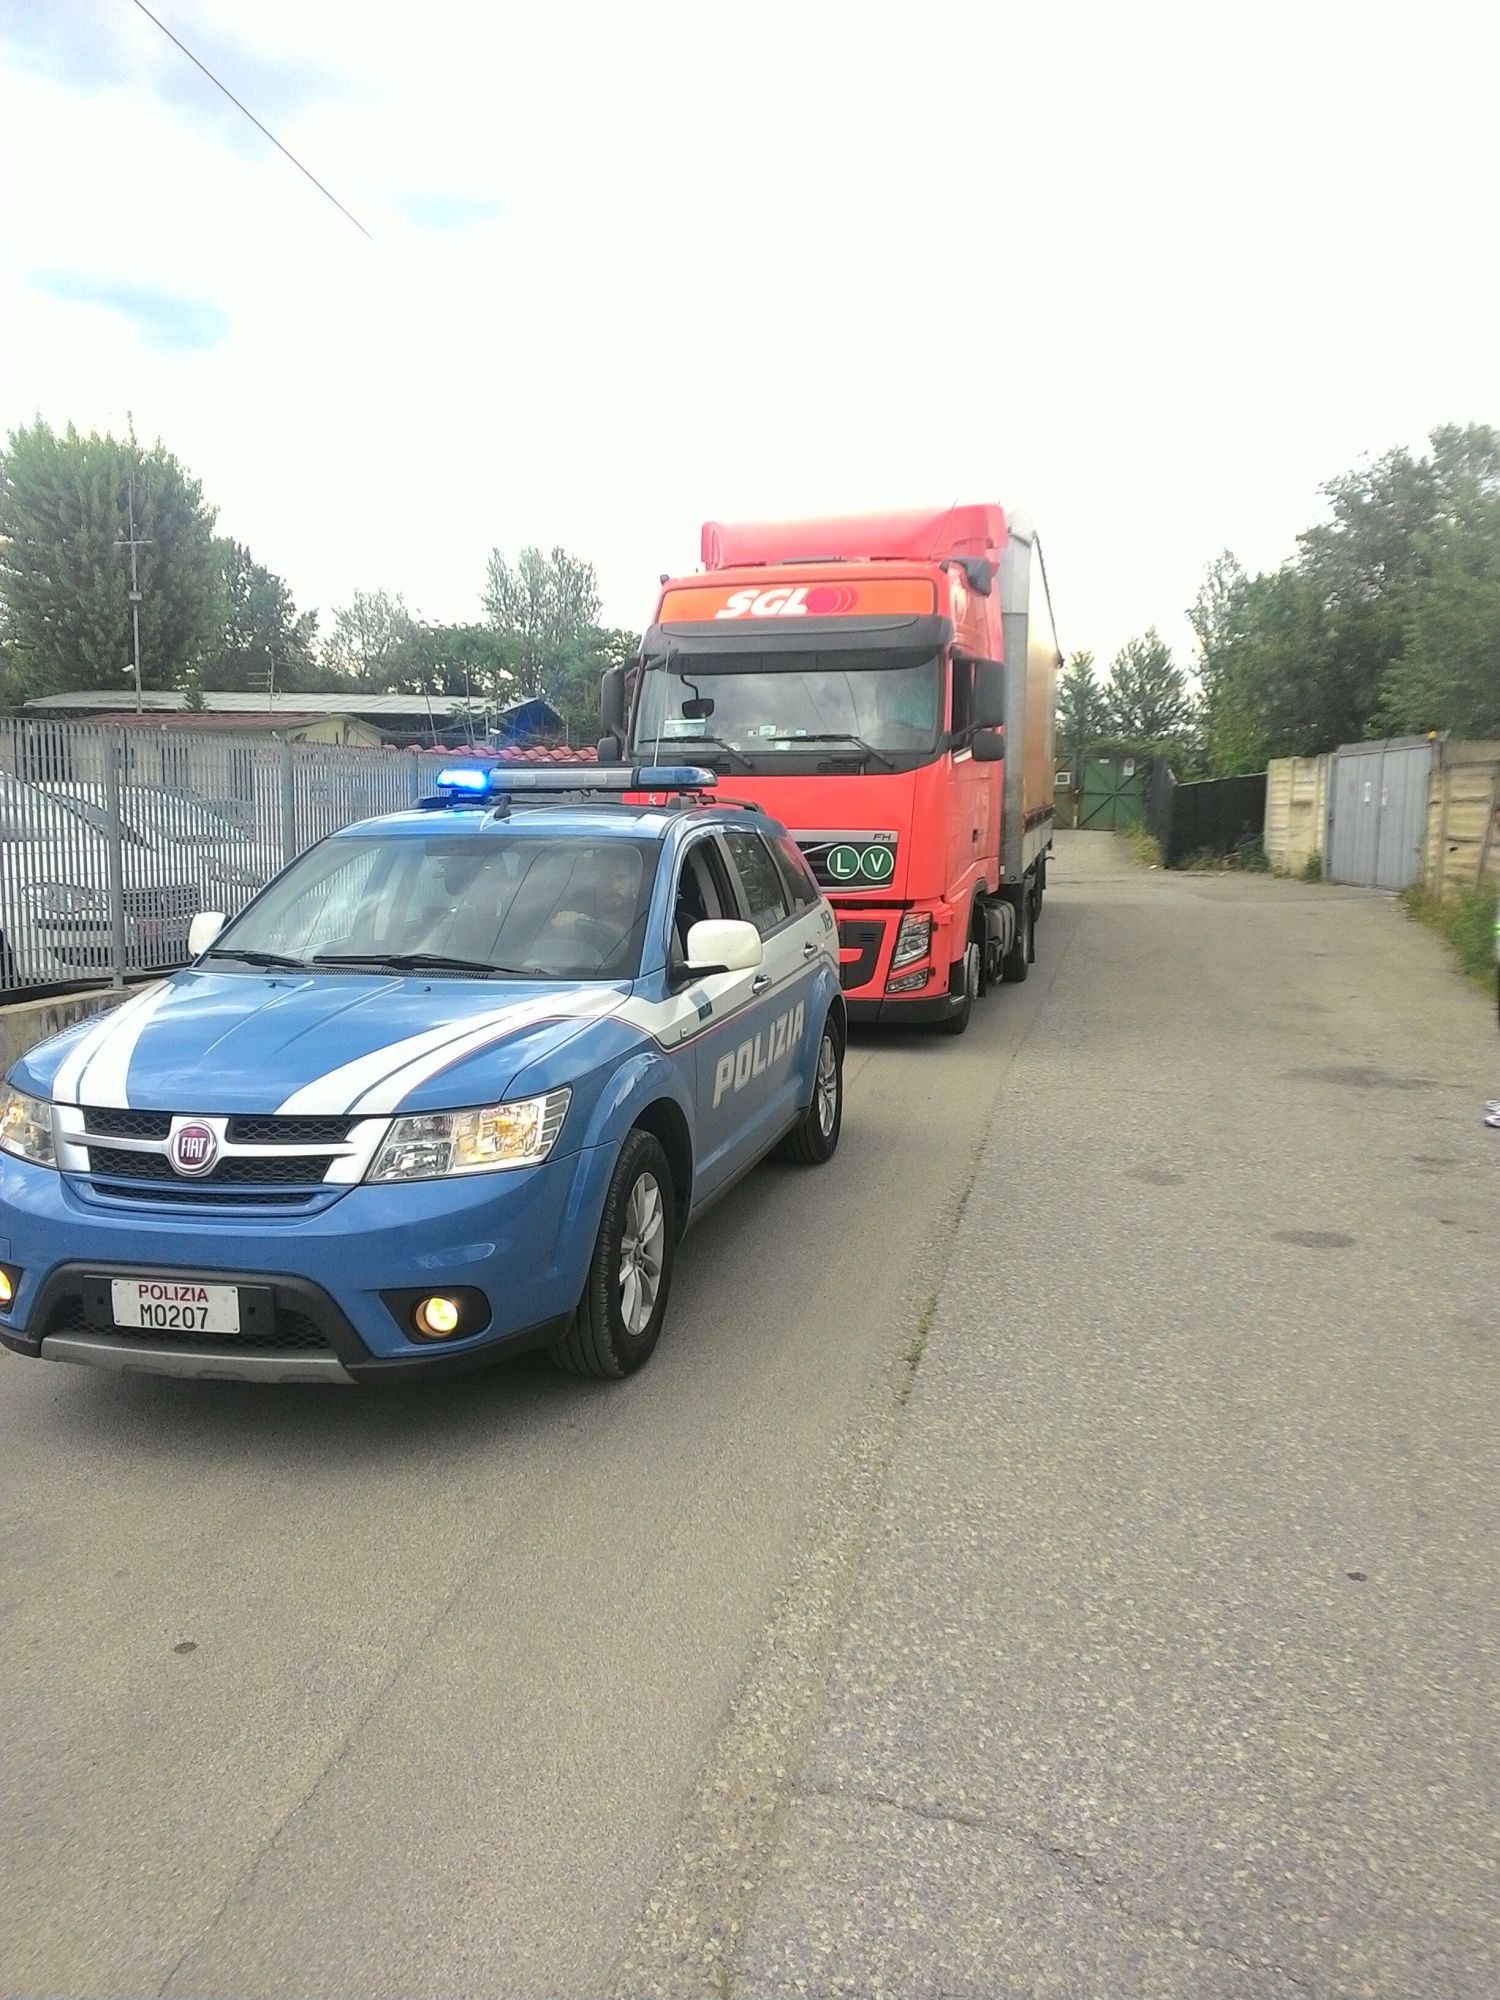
[1079,756,1150,831]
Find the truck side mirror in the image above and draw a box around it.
[972,659,1005,729]
[972,726,1005,763]
[597,733,623,765]
[600,663,628,737]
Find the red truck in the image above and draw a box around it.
[601,504,1060,1033]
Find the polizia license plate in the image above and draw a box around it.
[110,1279,240,1334]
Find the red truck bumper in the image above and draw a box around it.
[834,901,966,1026]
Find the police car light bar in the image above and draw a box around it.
[432,764,717,797]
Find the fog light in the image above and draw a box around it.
[414,1294,461,1338]
[0,1267,14,1310]
[886,968,929,994]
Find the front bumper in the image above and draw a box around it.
[0,1141,616,1381]
[834,899,959,1014]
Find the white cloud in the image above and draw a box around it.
[2,0,1497,668]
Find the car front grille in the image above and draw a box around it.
[86,1147,336,1186]
[81,1107,173,1140]
[41,1295,334,1353]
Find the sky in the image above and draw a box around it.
[1,0,1497,670]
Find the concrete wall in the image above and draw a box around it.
[1425,740,1500,900]
[1264,756,1329,877]
[0,986,130,1079]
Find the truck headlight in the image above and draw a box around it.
[365,1088,571,1183]
[891,912,933,969]
[0,1087,57,1169]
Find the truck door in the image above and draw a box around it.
[947,656,992,916]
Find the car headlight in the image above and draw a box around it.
[0,1087,56,1168]
[891,911,934,969]
[365,1088,571,1183]
[25,882,109,918]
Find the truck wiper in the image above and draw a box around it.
[649,734,754,770]
[788,733,895,769]
[311,951,531,977]
[205,947,309,970]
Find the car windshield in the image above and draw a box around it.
[210,832,658,980]
[631,649,942,764]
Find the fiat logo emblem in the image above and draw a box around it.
[170,1122,218,1176]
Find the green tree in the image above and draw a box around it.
[1376,516,1500,737]
[206,540,330,695]
[0,419,223,697]
[322,587,417,686]
[483,546,602,699]
[1105,629,1196,743]
[386,622,520,705]
[1057,649,1109,771]
[545,626,641,744]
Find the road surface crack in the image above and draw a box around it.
[809,1782,1317,1996]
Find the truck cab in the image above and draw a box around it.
[607,505,1059,1032]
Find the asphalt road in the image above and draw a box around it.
[1,864,1064,1998]
[6,834,1495,2000]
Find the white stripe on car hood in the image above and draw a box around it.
[51,984,171,1107]
[278,990,627,1117]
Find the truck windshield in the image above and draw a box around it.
[208,834,658,981]
[631,650,942,768]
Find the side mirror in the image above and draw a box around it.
[189,911,226,957]
[597,732,623,765]
[600,664,628,737]
[685,917,763,975]
[972,726,1005,763]
[972,659,1005,729]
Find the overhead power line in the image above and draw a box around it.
[127,0,372,240]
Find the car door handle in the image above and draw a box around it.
[751,973,772,994]
[802,941,818,958]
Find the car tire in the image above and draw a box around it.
[550,1129,676,1379]
[779,1017,843,1164]
[937,940,980,1035]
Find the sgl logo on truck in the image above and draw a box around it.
[712,1001,805,1107]
[713,585,858,619]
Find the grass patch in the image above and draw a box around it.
[1116,823,1163,868]
[1401,881,1498,990]
[1300,851,1324,883]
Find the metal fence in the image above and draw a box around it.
[1147,766,1268,868]
[0,717,454,998]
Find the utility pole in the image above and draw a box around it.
[117,464,151,714]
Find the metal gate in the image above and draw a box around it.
[1326,739,1433,890]
[1078,755,1150,831]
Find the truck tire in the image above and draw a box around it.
[938,940,980,1035]
[779,1016,843,1164]
[1001,895,1032,983]
[551,1128,676,1379]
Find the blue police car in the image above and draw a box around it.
[0,766,845,1383]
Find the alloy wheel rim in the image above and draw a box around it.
[816,1034,839,1136]
[619,1171,665,1335]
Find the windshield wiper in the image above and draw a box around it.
[205,947,309,970]
[784,732,895,769]
[311,951,531,977]
[646,733,754,770]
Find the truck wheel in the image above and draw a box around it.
[551,1129,676,1379]
[779,1017,843,1164]
[938,941,980,1035]
[1002,896,1032,983]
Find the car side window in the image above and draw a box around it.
[771,834,820,912]
[672,836,734,961]
[722,827,791,937]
